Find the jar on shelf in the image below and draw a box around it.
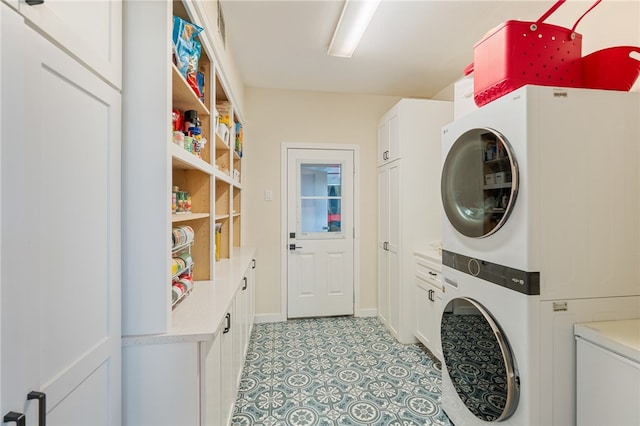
[185,192,192,212]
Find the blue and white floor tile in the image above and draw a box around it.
[232,316,453,425]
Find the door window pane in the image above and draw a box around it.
[300,164,342,233]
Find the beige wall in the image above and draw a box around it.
[242,87,400,319]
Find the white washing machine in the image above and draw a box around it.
[439,264,539,425]
[439,86,640,425]
[439,261,640,426]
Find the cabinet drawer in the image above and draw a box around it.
[415,257,442,291]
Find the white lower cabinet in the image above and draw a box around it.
[122,251,256,426]
[414,252,444,361]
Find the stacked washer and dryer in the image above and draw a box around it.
[438,85,640,425]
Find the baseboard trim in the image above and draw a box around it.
[254,313,286,324]
[356,308,377,318]
[254,308,377,324]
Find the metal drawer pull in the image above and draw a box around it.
[27,392,46,426]
[223,313,231,333]
[3,412,25,426]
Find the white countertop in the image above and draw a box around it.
[123,246,256,346]
[414,249,442,265]
[574,319,640,363]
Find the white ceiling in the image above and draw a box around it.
[219,0,640,98]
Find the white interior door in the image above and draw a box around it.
[287,148,354,318]
[1,9,121,424]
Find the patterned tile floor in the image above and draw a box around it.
[232,316,453,425]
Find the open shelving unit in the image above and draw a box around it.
[122,1,256,424]
[122,0,245,337]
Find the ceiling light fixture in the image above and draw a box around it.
[327,0,381,58]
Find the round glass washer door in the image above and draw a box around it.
[440,297,520,422]
[441,128,519,238]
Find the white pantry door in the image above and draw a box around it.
[287,148,354,318]
[1,7,121,425]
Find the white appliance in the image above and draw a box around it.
[575,319,640,426]
[439,85,640,425]
[440,264,640,426]
[441,85,639,301]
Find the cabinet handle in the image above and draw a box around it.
[25,0,44,5]
[252,259,256,269]
[27,391,46,426]
[428,271,437,277]
[3,412,25,426]
[428,289,434,302]
[223,313,231,333]
[383,242,388,251]
[242,276,248,290]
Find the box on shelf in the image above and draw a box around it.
[216,101,231,126]
[454,74,479,119]
[494,171,509,185]
[217,123,230,145]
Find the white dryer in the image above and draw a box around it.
[441,85,640,300]
[439,85,640,425]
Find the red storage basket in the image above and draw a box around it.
[582,46,640,91]
[472,0,601,107]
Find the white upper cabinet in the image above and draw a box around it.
[14,0,122,87]
[377,108,400,165]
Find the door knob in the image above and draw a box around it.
[3,412,25,426]
[27,391,46,426]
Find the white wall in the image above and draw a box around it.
[243,88,400,319]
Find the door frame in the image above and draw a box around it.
[280,142,361,320]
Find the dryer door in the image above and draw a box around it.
[441,297,520,422]
[441,128,518,238]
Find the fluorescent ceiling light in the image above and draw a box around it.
[328,0,381,58]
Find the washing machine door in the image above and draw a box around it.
[441,297,519,422]
[441,128,518,238]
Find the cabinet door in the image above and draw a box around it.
[415,280,443,361]
[1,13,121,424]
[378,109,400,165]
[387,162,401,335]
[387,112,400,161]
[377,162,400,337]
[248,258,256,334]
[220,305,236,426]
[415,283,433,346]
[17,0,122,87]
[201,337,222,426]
[234,276,248,384]
[377,119,389,165]
[377,166,390,325]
